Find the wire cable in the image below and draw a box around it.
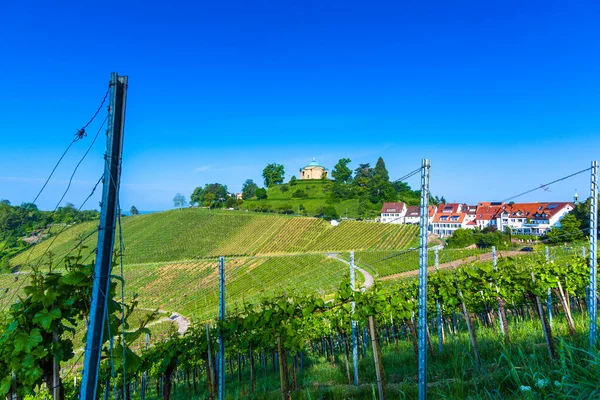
[30,86,110,206]
[501,167,591,203]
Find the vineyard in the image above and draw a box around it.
[3,236,599,400]
[9,209,419,268]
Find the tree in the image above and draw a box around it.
[255,188,268,200]
[290,175,298,186]
[546,213,585,243]
[242,179,259,200]
[225,196,236,208]
[262,163,285,187]
[190,186,205,206]
[189,183,228,207]
[130,205,139,215]
[369,157,396,203]
[447,229,475,248]
[353,163,373,196]
[571,196,600,234]
[332,158,352,183]
[173,193,186,208]
[316,205,339,221]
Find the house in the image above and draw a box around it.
[403,206,419,224]
[300,158,329,180]
[431,203,471,237]
[235,192,243,200]
[494,202,574,236]
[380,202,407,224]
[402,205,438,225]
[474,202,505,230]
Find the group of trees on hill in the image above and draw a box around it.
[329,157,423,217]
[183,157,444,219]
[187,183,244,209]
[0,200,100,270]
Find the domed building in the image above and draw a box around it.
[300,158,329,180]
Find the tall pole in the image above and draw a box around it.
[218,256,226,399]
[590,161,598,348]
[435,248,443,354]
[417,159,430,400]
[350,251,359,386]
[80,73,128,400]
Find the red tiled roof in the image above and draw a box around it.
[475,202,505,221]
[380,202,406,214]
[405,205,419,217]
[432,212,466,224]
[498,202,573,220]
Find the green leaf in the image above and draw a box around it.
[33,308,61,330]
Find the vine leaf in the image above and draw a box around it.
[32,309,61,330]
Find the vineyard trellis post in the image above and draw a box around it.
[492,246,506,337]
[141,333,149,400]
[435,247,443,354]
[590,160,598,348]
[417,158,430,400]
[546,246,553,326]
[350,251,359,386]
[80,72,128,400]
[218,256,226,399]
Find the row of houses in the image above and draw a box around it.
[380,201,574,237]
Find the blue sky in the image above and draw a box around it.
[0,0,598,211]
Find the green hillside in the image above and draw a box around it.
[5,208,418,320]
[241,180,367,218]
[10,208,419,268]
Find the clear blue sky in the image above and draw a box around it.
[0,0,598,211]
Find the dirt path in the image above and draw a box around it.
[140,308,190,334]
[379,250,523,281]
[327,253,374,290]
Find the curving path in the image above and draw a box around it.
[379,250,523,281]
[327,253,374,291]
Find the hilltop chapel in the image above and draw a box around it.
[299,158,329,180]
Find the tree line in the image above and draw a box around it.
[180,157,436,219]
[0,200,100,270]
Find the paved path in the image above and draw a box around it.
[379,250,522,281]
[327,253,374,291]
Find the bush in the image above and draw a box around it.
[256,188,268,200]
[316,206,339,221]
[447,229,475,248]
[280,184,289,193]
[277,204,294,215]
[292,189,308,199]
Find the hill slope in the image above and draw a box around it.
[11,208,419,268]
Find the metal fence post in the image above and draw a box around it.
[218,256,226,399]
[350,251,359,386]
[80,73,128,400]
[492,246,505,336]
[418,159,430,400]
[546,246,553,326]
[590,161,598,348]
[435,248,443,354]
